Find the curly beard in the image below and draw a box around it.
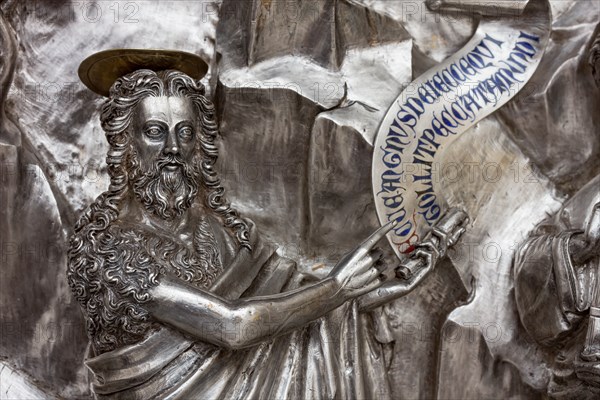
[129,150,201,220]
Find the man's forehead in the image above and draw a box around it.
[136,96,197,122]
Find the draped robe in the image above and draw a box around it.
[83,214,393,399]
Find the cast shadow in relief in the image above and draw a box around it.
[514,26,600,400]
[67,50,468,399]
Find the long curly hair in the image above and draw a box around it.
[67,69,250,354]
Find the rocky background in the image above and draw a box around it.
[0,0,598,398]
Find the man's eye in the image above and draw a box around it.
[144,126,164,139]
[179,127,194,141]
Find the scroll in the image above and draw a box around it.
[372,0,551,258]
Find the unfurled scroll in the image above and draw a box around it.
[372,0,551,257]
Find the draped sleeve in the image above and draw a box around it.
[513,176,600,347]
[514,229,591,346]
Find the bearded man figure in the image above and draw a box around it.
[514,24,600,400]
[67,50,467,399]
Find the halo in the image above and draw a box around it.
[78,49,209,97]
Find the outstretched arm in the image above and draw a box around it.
[145,220,396,350]
[147,275,342,350]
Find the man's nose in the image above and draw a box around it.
[163,129,180,155]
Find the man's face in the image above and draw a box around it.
[132,96,198,170]
[128,96,202,220]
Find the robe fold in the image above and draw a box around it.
[514,175,600,399]
[84,217,392,399]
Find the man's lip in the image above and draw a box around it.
[164,163,180,171]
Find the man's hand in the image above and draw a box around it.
[569,201,600,266]
[328,220,398,300]
[396,208,469,281]
[357,208,469,312]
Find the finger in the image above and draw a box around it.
[431,227,448,245]
[448,227,466,246]
[362,266,382,284]
[413,249,435,270]
[415,242,440,259]
[431,227,449,256]
[357,275,386,295]
[369,247,384,262]
[357,250,387,275]
[353,267,381,288]
[351,254,377,276]
[423,243,442,258]
[374,257,388,272]
[414,248,433,259]
[360,220,399,251]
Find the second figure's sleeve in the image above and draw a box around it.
[514,227,593,347]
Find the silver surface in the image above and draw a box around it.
[0,0,598,398]
[66,66,466,398]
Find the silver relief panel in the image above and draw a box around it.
[0,1,599,399]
